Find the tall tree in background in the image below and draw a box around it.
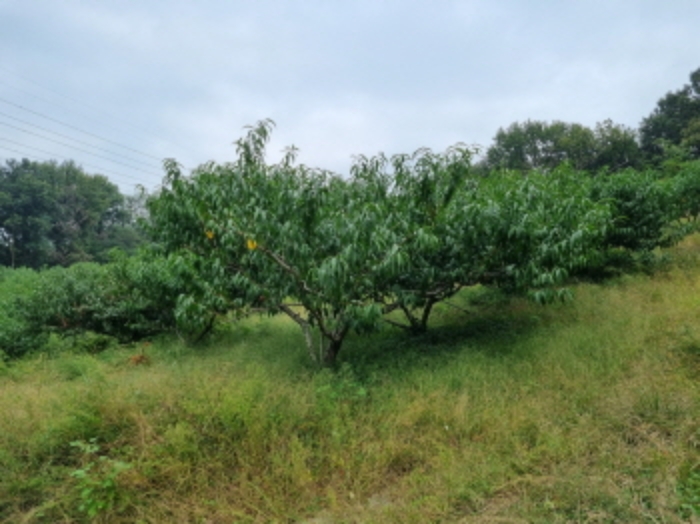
[0,160,54,267]
[590,119,642,171]
[487,120,562,171]
[485,120,641,171]
[484,119,642,173]
[680,117,700,158]
[0,159,143,268]
[485,120,596,172]
[639,67,700,162]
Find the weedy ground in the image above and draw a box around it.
[4,238,700,522]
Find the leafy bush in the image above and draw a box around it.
[69,438,133,518]
[672,160,700,221]
[590,169,682,254]
[474,166,610,301]
[21,254,180,344]
[583,163,700,275]
[0,267,46,358]
[0,250,221,359]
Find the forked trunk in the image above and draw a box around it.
[278,303,349,366]
[398,299,435,334]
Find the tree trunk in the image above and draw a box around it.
[399,302,433,335]
[192,315,216,344]
[418,299,435,333]
[279,303,317,363]
[323,337,344,366]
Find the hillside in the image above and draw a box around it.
[3,237,700,522]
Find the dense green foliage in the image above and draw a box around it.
[4,66,700,365]
[0,159,144,268]
[0,251,219,359]
[590,169,682,253]
[3,140,700,365]
[640,67,700,163]
[483,119,641,172]
[145,121,700,364]
[22,256,177,343]
[0,266,44,359]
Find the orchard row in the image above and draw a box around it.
[146,121,700,364]
[2,121,698,363]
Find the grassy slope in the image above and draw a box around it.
[3,239,700,522]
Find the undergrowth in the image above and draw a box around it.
[3,237,700,522]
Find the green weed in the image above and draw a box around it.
[69,438,133,519]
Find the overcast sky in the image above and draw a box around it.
[1,0,698,192]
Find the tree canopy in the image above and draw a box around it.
[0,159,143,268]
[639,67,700,162]
[483,119,641,173]
[146,121,612,364]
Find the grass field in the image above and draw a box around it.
[3,239,700,522]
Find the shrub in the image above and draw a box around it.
[0,267,46,358]
[3,250,214,359]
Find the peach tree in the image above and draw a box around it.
[148,121,612,364]
[353,153,611,333]
[148,121,408,364]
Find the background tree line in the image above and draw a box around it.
[481,66,700,173]
[0,159,145,268]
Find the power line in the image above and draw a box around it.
[0,67,201,158]
[0,137,154,188]
[0,95,165,163]
[0,76,183,164]
[0,110,161,172]
[0,118,162,178]
[0,69,203,188]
